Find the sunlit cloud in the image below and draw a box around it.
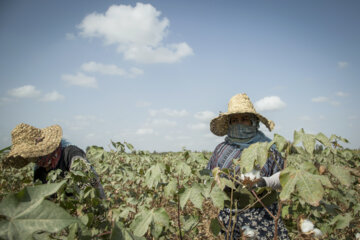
[8,85,41,98]
[136,128,155,135]
[149,108,188,117]
[300,115,311,121]
[311,96,329,102]
[149,118,177,127]
[62,72,97,88]
[187,123,207,130]
[40,91,65,102]
[65,33,76,40]
[254,96,286,111]
[194,111,216,121]
[336,91,349,97]
[337,61,348,68]
[136,101,152,107]
[81,61,143,78]
[78,3,193,63]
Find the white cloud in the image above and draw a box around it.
[0,97,12,105]
[319,115,326,120]
[187,123,208,130]
[254,96,286,111]
[348,115,358,120]
[136,128,155,135]
[81,61,143,78]
[338,61,348,68]
[40,91,65,102]
[123,43,193,64]
[194,111,216,121]
[311,96,329,103]
[65,33,76,40]
[336,91,349,97]
[8,85,41,98]
[148,118,177,127]
[136,101,151,107]
[330,101,340,106]
[81,61,126,75]
[149,108,188,117]
[62,72,97,88]
[300,115,311,121]
[78,3,193,63]
[128,67,144,77]
[56,115,104,131]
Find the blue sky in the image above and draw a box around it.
[1,0,359,151]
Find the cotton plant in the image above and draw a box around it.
[242,226,256,239]
[300,218,323,238]
[240,169,261,181]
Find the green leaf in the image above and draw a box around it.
[0,181,66,217]
[175,160,192,176]
[329,213,353,229]
[315,133,331,148]
[144,163,164,188]
[210,218,221,236]
[130,209,153,237]
[130,208,169,237]
[124,142,135,152]
[209,184,229,209]
[181,215,199,232]
[153,208,170,228]
[272,134,288,152]
[328,165,353,186]
[111,222,145,240]
[279,165,332,206]
[179,183,204,210]
[293,129,316,155]
[164,180,177,198]
[238,142,270,172]
[0,197,78,240]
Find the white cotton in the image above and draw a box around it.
[242,226,255,238]
[300,219,314,233]
[356,232,360,239]
[313,228,323,237]
[240,169,261,180]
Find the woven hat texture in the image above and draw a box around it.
[5,123,62,168]
[210,93,275,136]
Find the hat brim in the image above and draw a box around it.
[210,112,275,136]
[6,125,62,167]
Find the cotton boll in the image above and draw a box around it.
[300,219,314,233]
[242,226,256,238]
[241,169,261,180]
[313,228,323,237]
[356,232,360,239]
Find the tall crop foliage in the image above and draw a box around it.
[0,130,359,239]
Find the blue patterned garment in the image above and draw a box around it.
[207,132,289,239]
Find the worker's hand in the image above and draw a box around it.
[251,177,266,189]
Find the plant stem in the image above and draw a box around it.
[250,190,275,219]
[177,175,183,240]
[273,201,283,240]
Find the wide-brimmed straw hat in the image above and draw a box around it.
[5,123,62,168]
[210,93,275,136]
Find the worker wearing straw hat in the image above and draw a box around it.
[4,123,105,199]
[207,93,289,239]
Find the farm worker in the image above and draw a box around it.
[207,93,289,239]
[4,123,106,199]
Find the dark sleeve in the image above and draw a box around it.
[260,149,285,177]
[206,143,222,171]
[59,145,87,171]
[34,165,48,183]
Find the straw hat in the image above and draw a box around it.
[210,93,275,136]
[5,123,62,168]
